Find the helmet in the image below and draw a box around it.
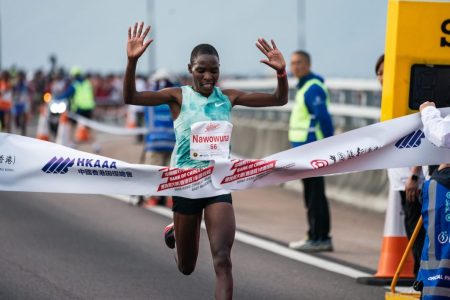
[70,66,82,77]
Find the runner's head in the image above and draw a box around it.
[188,44,220,97]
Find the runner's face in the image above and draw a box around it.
[189,54,220,97]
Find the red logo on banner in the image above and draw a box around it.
[220,159,276,184]
[157,166,214,191]
[310,159,328,169]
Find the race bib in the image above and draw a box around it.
[190,121,233,160]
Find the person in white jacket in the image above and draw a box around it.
[420,101,450,148]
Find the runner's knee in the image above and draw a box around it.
[177,260,196,275]
[212,249,232,273]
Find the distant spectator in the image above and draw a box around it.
[134,74,148,142]
[57,66,96,120]
[110,74,123,103]
[29,69,47,116]
[94,75,113,102]
[0,71,13,132]
[11,71,31,135]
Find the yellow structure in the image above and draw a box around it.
[381,0,450,121]
[385,292,420,300]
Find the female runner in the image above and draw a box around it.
[124,22,288,300]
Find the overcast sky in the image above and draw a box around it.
[1,0,387,78]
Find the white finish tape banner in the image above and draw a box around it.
[1,109,450,198]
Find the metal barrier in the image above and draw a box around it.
[222,77,381,132]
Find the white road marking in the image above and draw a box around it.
[107,194,371,279]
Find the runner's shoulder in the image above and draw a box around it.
[222,89,245,104]
[159,87,182,103]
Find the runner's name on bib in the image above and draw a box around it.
[190,121,233,160]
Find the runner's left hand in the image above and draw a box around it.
[256,38,286,73]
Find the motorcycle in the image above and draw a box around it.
[47,96,69,137]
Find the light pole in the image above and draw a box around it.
[297,0,306,50]
[146,0,155,75]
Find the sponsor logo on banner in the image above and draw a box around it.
[0,153,16,173]
[395,130,425,149]
[329,146,380,164]
[311,159,328,169]
[221,159,276,184]
[158,166,214,191]
[42,157,75,174]
[41,156,132,178]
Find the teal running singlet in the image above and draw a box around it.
[172,86,232,169]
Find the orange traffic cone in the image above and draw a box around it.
[375,188,415,277]
[143,196,160,207]
[36,104,49,141]
[357,188,415,285]
[126,106,137,128]
[55,112,71,146]
[75,123,90,143]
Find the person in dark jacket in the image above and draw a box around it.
[288,50,334,252]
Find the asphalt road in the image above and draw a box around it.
[0,191,385,300]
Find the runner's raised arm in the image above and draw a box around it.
[224,38,289,107]
[123,22,179,107]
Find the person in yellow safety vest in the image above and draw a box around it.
[71,66,95,117]
[57,66,96,119]
[56,67,99,151]
[288,50,334,252]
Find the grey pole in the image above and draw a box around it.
[297,0,306,50]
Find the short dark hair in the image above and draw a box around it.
[190,44,219,64]
[293,50,311,64]
[375,54,384,75]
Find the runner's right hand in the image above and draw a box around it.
[127,22,153,60]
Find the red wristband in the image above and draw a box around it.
[277,69,287,78]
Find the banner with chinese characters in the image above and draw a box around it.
[1,110,450,198]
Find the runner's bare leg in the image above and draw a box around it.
[204,202,236,300]
[173,212,202,275]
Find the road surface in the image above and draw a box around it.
[0,191,385,299]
